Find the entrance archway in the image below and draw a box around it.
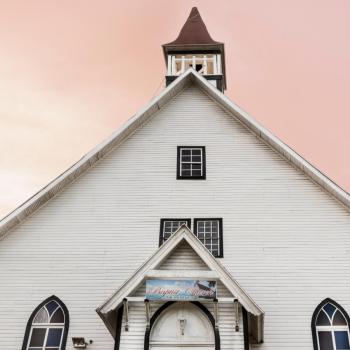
[149,302,216,350]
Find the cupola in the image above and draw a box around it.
[162,7,226,92]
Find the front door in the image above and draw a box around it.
[150,302,215,350]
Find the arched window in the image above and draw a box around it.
[312,299,350,350]
[22,296,69,350]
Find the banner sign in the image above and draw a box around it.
[145,279,217,301]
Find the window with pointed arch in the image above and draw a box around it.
[22,296,69,350]
[312,299,350,350]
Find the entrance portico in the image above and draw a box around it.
[97,226,264,349]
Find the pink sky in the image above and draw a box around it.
[1,0,350,218]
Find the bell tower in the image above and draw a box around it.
[162,7,226,92]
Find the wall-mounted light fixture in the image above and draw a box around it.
[72,337,93,348]
[179,319,186,335]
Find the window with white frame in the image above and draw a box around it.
[313,300,350,350]
[23,297,69,350]
[194,218,223,257]
[159,218,191,246]
[177,146,206,179]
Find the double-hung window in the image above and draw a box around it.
[177,146,206,179]
[194,218,223,257]
[159,218,223,257]
[159,219,191,246]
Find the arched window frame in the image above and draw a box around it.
[22,295,69,350]
[312,298,350,350]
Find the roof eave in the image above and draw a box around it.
[0,70,194,240]
[190,69,350,209]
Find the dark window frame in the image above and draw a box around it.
[177,146,206,180]
[311,298,350,350]
[194,218,223,258]
[22,295,69,350]
[159,218,191,246]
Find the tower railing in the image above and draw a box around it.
[167,54,222,76]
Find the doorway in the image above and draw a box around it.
[149,302,215,350]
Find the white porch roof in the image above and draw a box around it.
[96,225,264,343]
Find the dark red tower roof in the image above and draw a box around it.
[165,7,221,46]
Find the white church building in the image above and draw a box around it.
[1,7,350,350]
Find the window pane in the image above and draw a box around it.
[197,232,204,239]
[45,301,59,316]
[318,331,334,350]
[33,307,49,324]
[164,222,171,229]
[46,328,63,347]
[191,149,201,155]
[29,328,46,347]
[182,170,191,176]
[198,222,204,230]
[51,308,64,323]
[181,150,190,155]
[317,310,331,326]
[192,170,202,176]
[335,331,350,349]
[334,311,347,326]
[324,303,337,319]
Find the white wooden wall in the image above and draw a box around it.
[1,84,350,349]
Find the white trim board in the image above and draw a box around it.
[1,68,349,240]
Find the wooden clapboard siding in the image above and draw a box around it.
[159,241,209,270]
[0,83,350,349]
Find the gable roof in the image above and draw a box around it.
[96,225,264,342]
[1,68,350,240]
